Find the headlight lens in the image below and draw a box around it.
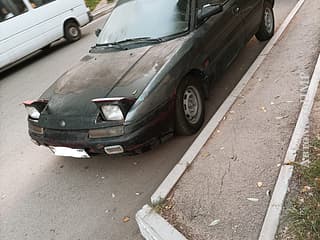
[26,106,40,119]
[101,105,124,121]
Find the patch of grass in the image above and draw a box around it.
[286,139,320,240]
[85,0,114,11]
[85,0,101,11]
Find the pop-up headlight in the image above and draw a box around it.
[23,99,48,120]
[92,97,135,122]
[101,105,124,121]
[25,106,41,119]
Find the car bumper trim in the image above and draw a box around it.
[104,145,124,155]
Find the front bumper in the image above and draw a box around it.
[28,103,175,155]
[29,124,165,154]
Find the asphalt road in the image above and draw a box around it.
[0,1,298,239]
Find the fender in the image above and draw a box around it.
[266,0,275,7]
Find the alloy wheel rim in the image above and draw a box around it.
[183,86,202,124]
[264,8,274,34]
[69,27,79,37]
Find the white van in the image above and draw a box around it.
[0,0,92,70]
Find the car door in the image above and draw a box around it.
[0,0,30,68]
[193,0,246,77]
[25,0,61,46]
[238,0,264,41]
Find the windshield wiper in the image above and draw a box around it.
[92,37,163,52]
[115,37,163,45]
[95,42,127,50]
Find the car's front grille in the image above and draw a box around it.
[44,129,89,142]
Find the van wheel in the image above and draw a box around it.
[255,2,275,41]
[175,76,205,136]
[64,21,81,42]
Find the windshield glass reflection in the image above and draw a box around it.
[97,0,190,45]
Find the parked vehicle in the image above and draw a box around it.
[24,0,275,158]
[0,0,92,71]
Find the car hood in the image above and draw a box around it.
[40,38,187,129]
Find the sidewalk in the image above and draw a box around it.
[91,0,116,20]
[148,1,320,240]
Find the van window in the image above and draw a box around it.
[29,0,55,9]
[0,0,28,22]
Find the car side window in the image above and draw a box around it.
[28,0,55,9]
[0,0,28,22]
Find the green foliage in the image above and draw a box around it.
[85,0,101,11]
[286,139,320,240]
[85,0,114,11]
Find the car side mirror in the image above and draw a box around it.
[95,29,101,37]
[197,4,223,22]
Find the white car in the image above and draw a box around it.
[0,0,92,71]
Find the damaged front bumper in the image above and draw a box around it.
[28,114,173,157]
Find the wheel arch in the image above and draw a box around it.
[265,0,275,7]
[63,17,80,35]
[179,68,209,99]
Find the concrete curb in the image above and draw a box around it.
[259,52,320,240]
[136,205,187,240]
[150,0,305,206]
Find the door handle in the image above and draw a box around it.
[232,6,240,15]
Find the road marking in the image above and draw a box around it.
[151,0,305,206]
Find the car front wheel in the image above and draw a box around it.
[175,76,205,136]
[255,2,275,41]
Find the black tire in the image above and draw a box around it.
[64,21,81,43]
[255,2,275,41]
[175,76,205,136]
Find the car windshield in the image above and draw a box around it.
[96,0,191,45]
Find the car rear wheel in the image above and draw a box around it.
[64,21,81,43]
[255,2,275,41]
[175,76,205,136]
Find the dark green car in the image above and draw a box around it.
[24,0,275,158]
